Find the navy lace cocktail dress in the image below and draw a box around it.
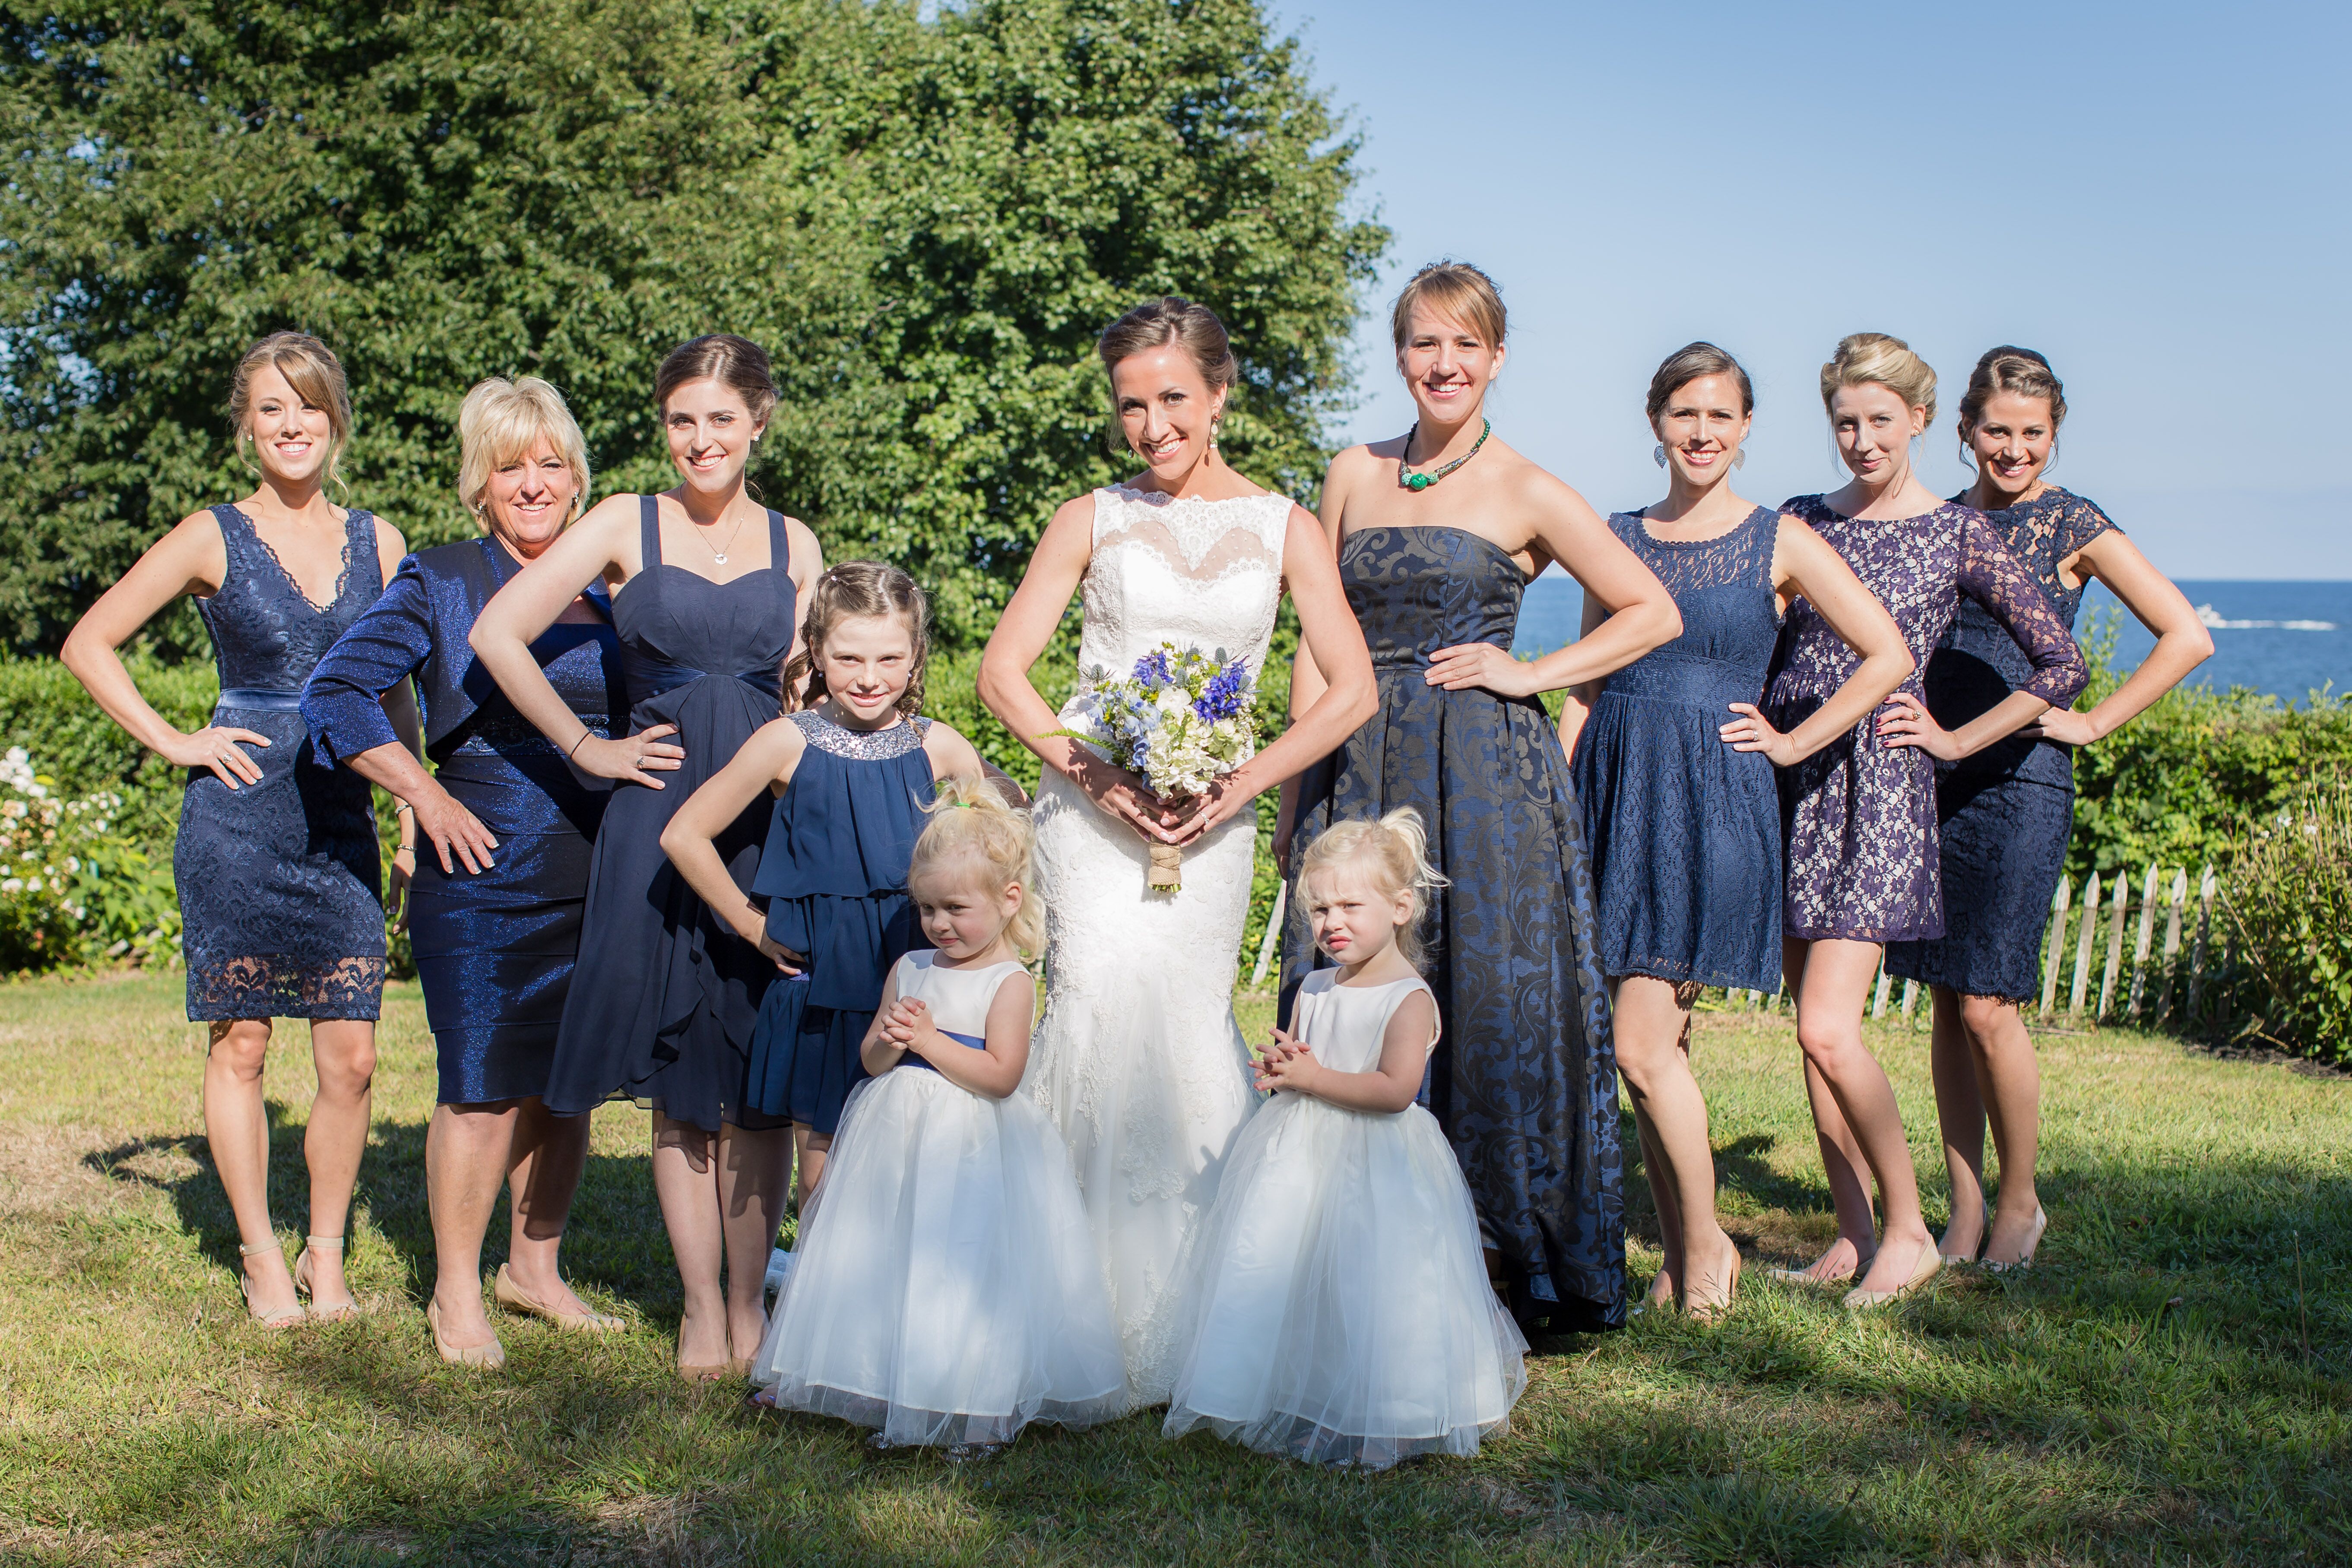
[179,504,388,1022]
[304,537,625,1103]
[1766,497,2087,944]
[542,499,800,1133]
[1282,525,1623,1334]
[1571,506,1783,992]
[1884,488,2119,1000]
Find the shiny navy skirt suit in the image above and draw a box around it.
[304,537,624,1106]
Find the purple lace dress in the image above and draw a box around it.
[1765,497,2087,944]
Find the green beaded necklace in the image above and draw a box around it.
[1397,418,1492,491]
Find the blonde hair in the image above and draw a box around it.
[1296,808,1449,969]
[782,560,931,716]
[910,775,1044,958]
[1389,260,1507,353]
[228,332,353,495]
[455,377,592,527]
[1819,332,1937,428]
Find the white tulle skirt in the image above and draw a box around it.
[749,1068,1129,1448]
[1162,1093,1528,1469]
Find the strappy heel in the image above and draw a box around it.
[292,1234,363,1323]
[494,1264,624,1334]
[427,1299,506,1369]
[238,1238,305,1328]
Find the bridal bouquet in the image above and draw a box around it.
[1061,643,1259,891]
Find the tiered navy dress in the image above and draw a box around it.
[304,537,625,1103]
[744,710,935,1134]
[180,504,387,1022]
[1282,525,1623,1334]
[1570,506,1784,991]
[1885,488,2119,1000]
[542,500,799,1133]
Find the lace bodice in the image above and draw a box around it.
[1067,485,1291,698]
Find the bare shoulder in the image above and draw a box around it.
[921,719,983,776]
[1497,447,1597,521]
[1325,441,1392,484]
[780,515,824,580]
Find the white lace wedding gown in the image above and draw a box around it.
[1023,482,1292,1404]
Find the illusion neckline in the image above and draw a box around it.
[1629,505,1774,550]
[1106,481,1284,508]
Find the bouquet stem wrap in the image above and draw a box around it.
[1148,839,1185,891]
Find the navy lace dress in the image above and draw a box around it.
[180,504,388,1022]
[1766,497,2088,944]
[1571,507,1783,991]
[1885,488,2119,1000]
[1282,526,1623,1334]
[744,710,935,1134]
[542,499,799,1133]
[304,538,626,1103]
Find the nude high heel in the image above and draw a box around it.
[494,1264,624,1333]
[1840,1236,1943,1311]
[1685,1248,1743,1322]
[1983,1207,2048,1273]
[292,1234,364,1323]
[427,1298,506,1369]
[238,1238,305,1328]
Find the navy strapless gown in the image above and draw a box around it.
[744,710,936,1134]
[542,500,799,1133]
[179,504,387,1022]
[304,537,625,1103]
[1281,525,1624,1333]
[1570,506,1783,991]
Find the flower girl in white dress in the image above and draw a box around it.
[747,778,1126,1455]
[1163,809,1528,1468]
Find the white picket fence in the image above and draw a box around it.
[1721,859,2230,1030]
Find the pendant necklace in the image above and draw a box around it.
[696,510,750,567]
[1398,418,1492,491]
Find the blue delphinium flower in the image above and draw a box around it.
[1192,658,1252,722]
[1133,648,1173,687]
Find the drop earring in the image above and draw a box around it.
[1733,450,1747,470]
[1653,444,1667,468]
[1209,417,1221,452]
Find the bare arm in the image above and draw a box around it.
[857,968,910,1077]
[1254,988,1435,1114]
[657,718,803,972]
[878,970,1036,1100]
[1274,458,1360,869]
[2030,529,2210,744]
[60,512,275,788]
[1552,588,1613,759]
[1722,520,1915,766]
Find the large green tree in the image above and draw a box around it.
[0,0,1385,654]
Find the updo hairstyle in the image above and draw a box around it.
[1096,297,1239,456]
[781,560,931,717]
[1647,342,1754,425]
[1958,345,2067,440]
[654,333,779,426]
[1295,807,1450,969]
[228,332,353,494]
[1820,332,1937,427]
[1389,260,1507,351]
[910,774,1045,959]
[456,377,593,526]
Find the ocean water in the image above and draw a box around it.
[1511,577,2349,705]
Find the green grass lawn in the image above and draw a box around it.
[0,972,2344,1566]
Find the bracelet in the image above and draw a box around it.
[394,801,414,816]
[566,730,595,759]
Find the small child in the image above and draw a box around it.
[1163,809,1528,1469]
[744,776,1127,1455]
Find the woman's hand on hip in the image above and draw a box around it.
[1425,642,1537,698]
[575,724,685,788]
[1719,703,1799,768]
[412,782,499,875]
[1875,692,1962,760]
[162,724,269,789]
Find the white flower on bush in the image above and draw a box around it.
[0,749,167,969]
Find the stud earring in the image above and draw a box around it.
[1653,444,1667,468]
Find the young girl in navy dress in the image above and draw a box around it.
[1165,810,1526,1470]
[746,776,1127,1455]
[661,563,988,1218]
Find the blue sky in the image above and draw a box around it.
[1268,1,2350,579]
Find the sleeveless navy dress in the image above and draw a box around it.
[1571,507,1784,992]
[743,710,935,1134]
[1281,525,1623,1334]
[542,499,798,1133]
[180,504,387,1022]
[303,537,626,1102]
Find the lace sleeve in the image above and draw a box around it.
[2063,494,2120,559]
[301,555,434,768]
[1955,514,2088,707]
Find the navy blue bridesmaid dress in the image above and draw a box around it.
[743,710,936,1133]
[542,499,799,1133]
[180,504,387,1022]
[1281,525,1624,1334]
[1570,507,1784,992]
[304,537,624,1103]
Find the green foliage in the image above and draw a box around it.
[0,0,1383,656]
[2067,610,2352,880]
[0,654,215,847]
[2221,788,2352,1063]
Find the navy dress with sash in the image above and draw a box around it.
[304,537,625,1102]
[542,499,800,1133]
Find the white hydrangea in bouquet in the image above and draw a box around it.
[1057,642,1258,891]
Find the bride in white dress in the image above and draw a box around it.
[979,298,1376,1401]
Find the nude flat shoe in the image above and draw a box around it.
[1841,1237,1943,1311]
[494,1264,624,1333]
[293,1234,364,1323]
[426,1299,506,1369]
[238,1238,306,1329]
